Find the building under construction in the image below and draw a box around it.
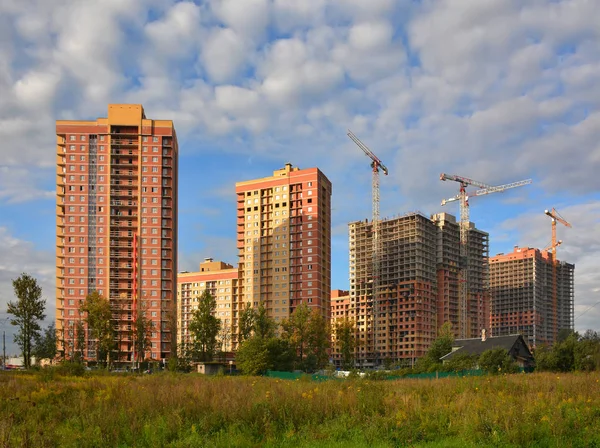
[432,213,490,339]
[348,212,489,367]
[489,246,575,347]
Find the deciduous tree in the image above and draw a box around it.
[34,323,57,362]
[134,314,154,364]
[80,291,114,367]
[335,318,356,370]
[7,273,46,369]
[281,304,330,372]
[188,290,221,362]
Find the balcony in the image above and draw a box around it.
[111,170,136,177]
[110,200,138,207]
[110,189,136,197]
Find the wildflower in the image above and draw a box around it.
[540,416,549,422]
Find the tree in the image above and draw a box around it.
[33,323,57,362]
[479,348,518,374]
[80,291,114,366]
[236,336,271,375]
[307,309,330,371]
[415,322,454,372]
[7,273,46,369]
[134,314,154,364]
[74,320,86,362]
[281,304,331,372]
[444,353,478,372]
[236,305,293,375]
[281,304,312,370]
[188,290,221,362]
[238,303,256,343]
[218,321,232,356]
[335,318,356,370]
[255,304,276,339]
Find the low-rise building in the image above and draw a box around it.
[177,259,239,352]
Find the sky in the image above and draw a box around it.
[0,0,599,354]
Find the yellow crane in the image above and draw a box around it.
[544,208,572,343]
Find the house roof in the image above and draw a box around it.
[440,335,531,361]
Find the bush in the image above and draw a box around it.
[54,361,86,377]
[479,348,518,375]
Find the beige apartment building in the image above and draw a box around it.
[235,163,332,346]
[56,104,178,363]
[177,259,238,352]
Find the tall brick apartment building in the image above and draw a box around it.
[235,164,332,344]
[56,104,178,363]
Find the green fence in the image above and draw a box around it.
[265,371,333,381]
[265,368,531,381]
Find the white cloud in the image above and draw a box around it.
[0,227,55,354]
[209,0,270,42]
[145,1,202,60]
[201,27,247,83]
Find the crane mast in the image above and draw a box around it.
[347,130,388,366]
[544,208,572,343]
[440,174,532,339]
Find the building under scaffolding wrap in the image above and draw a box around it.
[489,247,574,347]
[348,212,489,367]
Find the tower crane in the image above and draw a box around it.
[347,130,388,366]
[544,208,572,343]
[440,174,532,338]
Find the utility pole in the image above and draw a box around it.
[1,317,8,370]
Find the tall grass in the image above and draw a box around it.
[0,371,599,447]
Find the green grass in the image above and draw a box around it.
[1,371,599,447]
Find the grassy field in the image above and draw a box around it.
[1,371,599,447]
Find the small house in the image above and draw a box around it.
[440,331,534,369]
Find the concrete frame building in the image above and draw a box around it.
[432,213,490,339]
[177,259,239,352]
[489,246,575,347]
[235,164,332,347]
[349,212,438,366]
[348,212,489,367]
[56,104,178,363]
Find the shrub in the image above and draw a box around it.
[54,361,86,377]
[479,348,518,374]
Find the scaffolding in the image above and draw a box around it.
[489,247,574,347]
[349,212,438,367]
[431,213,490,339]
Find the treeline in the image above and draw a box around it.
[178,290,331,374]
[534,330,600,372]
[408,323,520,375]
